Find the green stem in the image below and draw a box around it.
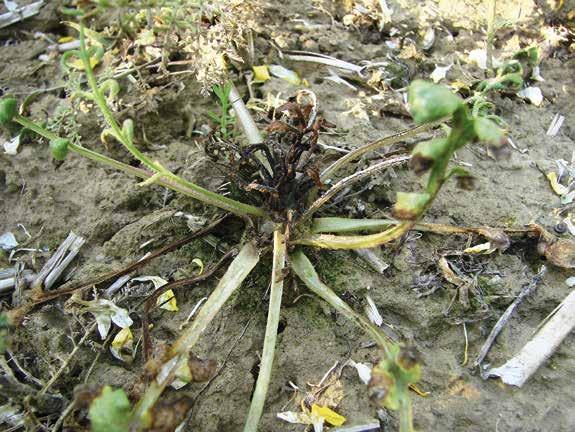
[243,230,286,432]
[79,26,159,173]
[290,250,392,348]
[77,27,266,217]
[399,390,414,432]
[13,115,266,217]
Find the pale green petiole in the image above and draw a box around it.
[293,223,413,250]
[243,230,286,432]
[132,242,260,428]
[290,250,391,348]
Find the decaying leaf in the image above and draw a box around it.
[364,295,383,326]
[347,359,372,384]
[467,49,502,70]
[464,242,497,255]
[533,224,575,269]
[475,228,511,251]
[133,276,179,311]
[157,289,179,312]
[430,64,452,83]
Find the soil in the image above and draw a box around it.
[1,1,574,431]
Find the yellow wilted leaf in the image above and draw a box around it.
[110,327,133,362]
[311,404,345,426]
[58,36,74,44]
[547,172,569,196]
[157,289,178,312]
[252,65,270,83]
[68,56,99,71]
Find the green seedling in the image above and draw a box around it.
[207,82,237,140]
[2,22,503,429]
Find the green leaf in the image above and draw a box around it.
[49,138,70,161]
[513,46,539,66]
[206,111,221,123]
[474,117,504,147]
[392,192,430,220]
[88,386,132,432]
[0,98,17,126]
[410,138,449,174]
[407,80,462,124]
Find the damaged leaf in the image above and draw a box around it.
[157,289,178,312]
[392,192,430,220]
[517,87,543,106]
[80,299,133,339]
[411,138,449,174]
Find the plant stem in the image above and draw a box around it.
[13,115,266,217]
[229,82,263,145]
[132,242,260,428]
[170,242,260,356]
[243,230,286,432]
[300,155,409,223]
[79,26,159,173]
[320,120,442,182]
[228,82,272,175]
[293,222,413,250]
[290,250,392,348]
[399,391,414,432]
[77,27,267,217]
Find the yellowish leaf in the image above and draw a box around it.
[58,36,74,44]
[252,65,270,83]
[157,289,178,311]
[110,327,133,362]
[68,56,99,71]
[311,404,345,426]
[547,172,569,196]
